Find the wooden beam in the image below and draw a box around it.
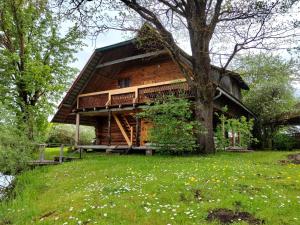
[59,144,64,163]
[122,115,131,129]
[113,113,131,146]
[135,116,140,147]
[108,111,112,146]
[130,127,133,146]
[96,50,167,69]
[75,113,80,146]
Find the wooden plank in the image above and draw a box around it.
[108,111,112,145]
[135,116,140,146]
[113,113,131,146]
[122,115,131,129]
[130,127,133,146]
[59,144,64,163]
[77,145,129,149]
[96,50,167,69]
[39,144,45,162]
[75,113,80,146]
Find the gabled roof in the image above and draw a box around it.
[51,39,250,124]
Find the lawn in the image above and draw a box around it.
[0,150,299,225]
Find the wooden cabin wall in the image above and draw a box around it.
[82,57,244,101]
[95,114,139,146]
[82,59,183,94]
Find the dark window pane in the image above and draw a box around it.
[118,78,131,88]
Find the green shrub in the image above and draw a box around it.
[0,126,33,174]
[139,95,202,154]
[47,124,95,145]
[215,109,257,151]
[273,132,296,151]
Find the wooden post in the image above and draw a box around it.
[135,116,140,146]
[39,144,45,162]
[108,110,112,146]
[75,113,80,147]
[130,127,133,146]
[145,149,153,156]
[79,147,82,159]
[59,144,64,163]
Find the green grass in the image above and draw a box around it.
[1,150,299,225]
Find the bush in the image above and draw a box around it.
[215,109,257,151]
[273,132,296,151]
[0,126,33,174]
[139,95,202,154]
[47,124,95,145]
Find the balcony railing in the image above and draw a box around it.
[77,79,193,109]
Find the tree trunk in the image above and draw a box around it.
[194,95,215,154]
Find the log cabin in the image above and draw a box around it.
[51,39,254,152]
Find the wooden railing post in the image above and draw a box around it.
[39,144,46,162]
[79,147,83,159]
[59,144,64,163]
[130,127,133,146]
[75,113,80,147]
[108,110,112,146]
[135,116,140,147]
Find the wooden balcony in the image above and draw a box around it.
[77,79,193,110]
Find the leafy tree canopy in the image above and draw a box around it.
[236,53,297,124]
[0,0,83,140]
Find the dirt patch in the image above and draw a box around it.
[193,189,203,201]
[207,208,263,225]
[0,218,12,225]
[279,153,300,165]
[179,192,187,202]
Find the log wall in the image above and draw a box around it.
[82,59,183,94]
[95,114,141,146]
[82,58,242,100]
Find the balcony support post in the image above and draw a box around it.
[108,110,112,146]
[135,116,140,147]
[75,113,80,147]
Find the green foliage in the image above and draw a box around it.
[215,112,229,151]
[235,53,297,148]
[238,53,296,124]
[0,125,33,174]
[0,0,83,140]
[273,130,296,151]
[47,124,95,145]
[139,95,201,154]
[215,109,256,151]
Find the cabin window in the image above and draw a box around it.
[118,78,131,88]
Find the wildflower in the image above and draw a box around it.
[189,177,196,182]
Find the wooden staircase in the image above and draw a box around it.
[112,114,136,146]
